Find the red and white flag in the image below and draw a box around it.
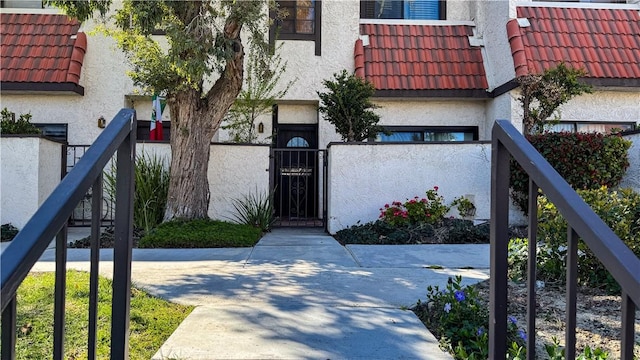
[150,95,165,141]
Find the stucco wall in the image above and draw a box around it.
[620,132,640,193]
[1,137,62,228]
[276,0,360,101]
[135,142,271,222]
[325,142,493,233]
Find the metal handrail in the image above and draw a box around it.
[1,109,137,360]
[489,119,639,359]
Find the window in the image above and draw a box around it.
[376,126,477,142]
[136,120,171,141]
[271,1,322,55]
[1,0,43,8]
[286,136,310,147]
[532,0,626,3]
[360,0,446,20]
[548,122,635,134]
[34,123,67,142]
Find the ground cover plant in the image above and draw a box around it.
[334,187,489,245]
[12,270,192,359]
[1,223,19,241]
[139,218,262,248]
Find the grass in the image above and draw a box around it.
[12,271,192,359]
[139,218,263,248]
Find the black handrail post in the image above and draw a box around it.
[110,116,136,360]
[620,293,635,359]
[88,177,102,360]
[489,136,509,359]
[526,179,538,360]
[53,225,68,360]
[1,295,17,360]
[566,227,578,360]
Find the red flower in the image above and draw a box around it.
[384,204,390,208]
[434,186,439,191]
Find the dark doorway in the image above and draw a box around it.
[272,124,324,227]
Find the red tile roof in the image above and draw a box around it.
[507,6,640,81]
[356,23,488,94]
[1,13,87,88]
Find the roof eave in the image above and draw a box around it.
[0,82,85,96]
[374,89,491,99]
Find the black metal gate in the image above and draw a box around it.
[271,149,327,227]
[66,145,115,226]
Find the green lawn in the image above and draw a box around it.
[11,271,192,359]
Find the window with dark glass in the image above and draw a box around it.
[360,0,445,20]
[271,0,322,55]
[376,126,477,142]
[34,123,68,142]
[547,122,635,134]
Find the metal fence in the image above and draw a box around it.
[1,109,137,359]
[489,119,639,359]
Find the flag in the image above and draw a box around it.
[150,95,165,141]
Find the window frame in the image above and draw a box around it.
[360,0,447,20]
[270,0,322,56]
[375,126,478,142]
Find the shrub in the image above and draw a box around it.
[510,132,631,213]
[106,153,170,233]
[0,108,41,135]
[379,186,450,226]
[334,220,435,245]
[413,275,526,359]
[229,189,275,232]
[509,187,640,292]
[536,186,640,292]
[139,218,262,248]
[1,223,19,241]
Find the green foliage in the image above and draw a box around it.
[106,153,170,233]
[510,132,631,213]
[1,223,19,242]
[451,196,476,218]
[518,62,592,135]
[379,186,450,226]
[317,69,383,142]
[223,43,295,143]
[0,108,41,135]
[15,270,191,359]
[536,186,640,292]
[335,220,435,245]
[545,337,610,360]
[139,218,262,248]
[413,275,526,359]
[230,189,276,232]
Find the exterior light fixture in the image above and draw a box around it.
[97,116,106,128]
[258,122,264,133]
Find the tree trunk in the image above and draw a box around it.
[163,17,245,221]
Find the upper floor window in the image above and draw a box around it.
[360,0,446,20]
[532,0,626,3]
[271,0,322,55]
[1,0,44,8]
[548,122,635,134]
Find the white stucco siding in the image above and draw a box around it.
[1,137,62,228]
[207,144,271,222]
[278,104,318,124]
[557,91,640,124]
[277,0,360,101]
[620,132,640,193]
[326,142,492,233]
[485,93,515,139]
[374,99,487,133]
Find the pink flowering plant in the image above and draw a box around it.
[379,186,450,226]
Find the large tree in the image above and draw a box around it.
[48,0,271,220]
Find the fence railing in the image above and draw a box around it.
[489,119,639,359]
[1,109,137,360]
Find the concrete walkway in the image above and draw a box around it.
[29,228,490,359]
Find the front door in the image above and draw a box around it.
[273,125,320,224]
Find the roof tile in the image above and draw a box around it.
[507,6,640,81]
[1,13,87,85]
[356,23,487,91]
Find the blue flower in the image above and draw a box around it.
[444,303,452,313]
[518,329,527,341]
[454,290,465,302]
[509,316,517,324]
[477,327,485,336]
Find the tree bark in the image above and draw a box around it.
[163,16,245,221]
